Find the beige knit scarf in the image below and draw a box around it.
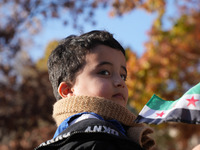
[53,96,155,150]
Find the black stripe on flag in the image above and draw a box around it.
[135,108,200,125]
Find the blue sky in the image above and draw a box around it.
[30,2,176,62]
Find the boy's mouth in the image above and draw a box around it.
[112,93,125,102]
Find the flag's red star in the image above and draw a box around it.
[186,96,199,107]
[156,111,165,117]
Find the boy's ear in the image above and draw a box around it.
[58,82,74,98]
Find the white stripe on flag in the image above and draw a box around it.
[172,94,200,110]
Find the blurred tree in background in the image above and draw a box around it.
[0,0,200,149]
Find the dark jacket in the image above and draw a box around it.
[35,118,145,150]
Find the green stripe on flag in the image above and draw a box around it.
[146,83,200,110]
[146,94,177,111]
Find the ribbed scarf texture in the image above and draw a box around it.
[53,96,155,150]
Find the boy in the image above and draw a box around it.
[35,30,155,150]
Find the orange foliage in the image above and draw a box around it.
[1,0,200,149]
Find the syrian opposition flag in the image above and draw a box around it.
[135,83,200,125]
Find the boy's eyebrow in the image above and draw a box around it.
[97,61,127,74]
[97,61,112,67]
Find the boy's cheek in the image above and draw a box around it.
[90,84,112,99]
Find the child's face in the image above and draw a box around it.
[71,45,128,107]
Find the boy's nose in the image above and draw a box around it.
[113,77,125,88]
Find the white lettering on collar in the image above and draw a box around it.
[85,125,119,136]
[39,132,71,147]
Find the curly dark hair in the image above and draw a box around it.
[48,30,125,100]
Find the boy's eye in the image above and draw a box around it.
[98,70,110,76]
[121,74,127,81]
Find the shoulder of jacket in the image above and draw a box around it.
[35,118,142,150]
